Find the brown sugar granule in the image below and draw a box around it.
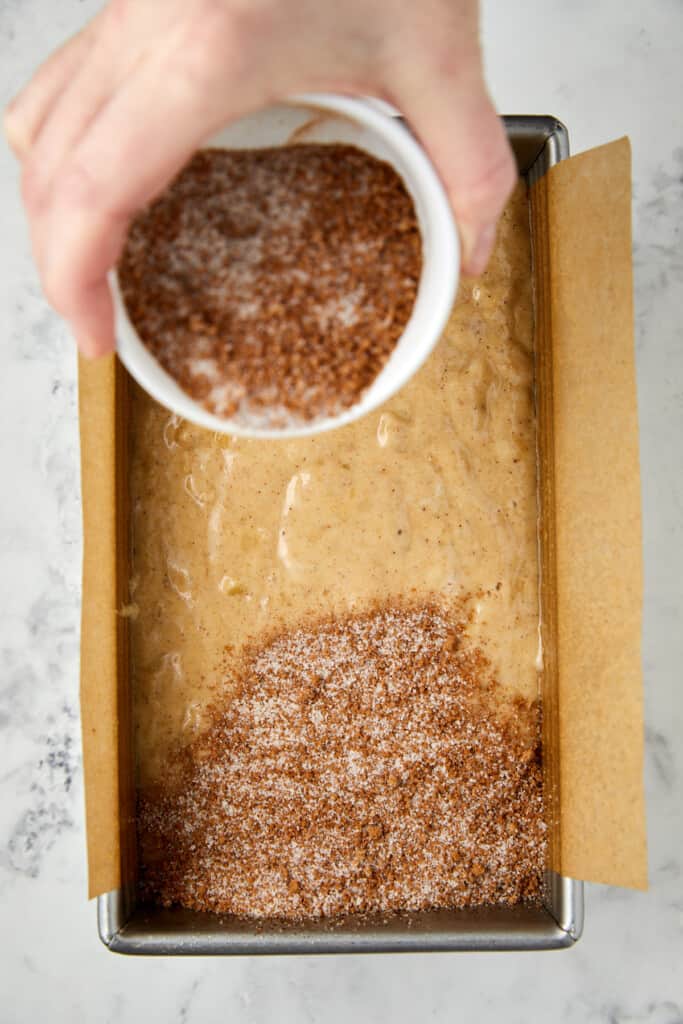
[138,602,546,920]
[118,144,422,427]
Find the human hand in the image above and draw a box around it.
[5,0,515,357]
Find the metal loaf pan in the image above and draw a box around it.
[98,115,583,955]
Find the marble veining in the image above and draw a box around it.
[1,0,682,1020]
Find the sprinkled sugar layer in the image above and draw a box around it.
[138,601,546,920]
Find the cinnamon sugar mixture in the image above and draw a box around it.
[119,144,421,427]
[138,603,545,918]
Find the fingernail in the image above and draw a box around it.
[76,334,110,359]
[462,224,497,277]
[3,101,23,156]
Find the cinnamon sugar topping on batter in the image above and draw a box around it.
[138,602,546,919]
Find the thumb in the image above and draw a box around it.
[398,67,516,276]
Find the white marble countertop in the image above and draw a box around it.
[1,1,681,1020]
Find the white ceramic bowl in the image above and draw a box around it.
[113,93,459,439]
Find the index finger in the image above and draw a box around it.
[33,43,246,355]
[4,17,99,158]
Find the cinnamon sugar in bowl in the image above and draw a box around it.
[112,94,459,439]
